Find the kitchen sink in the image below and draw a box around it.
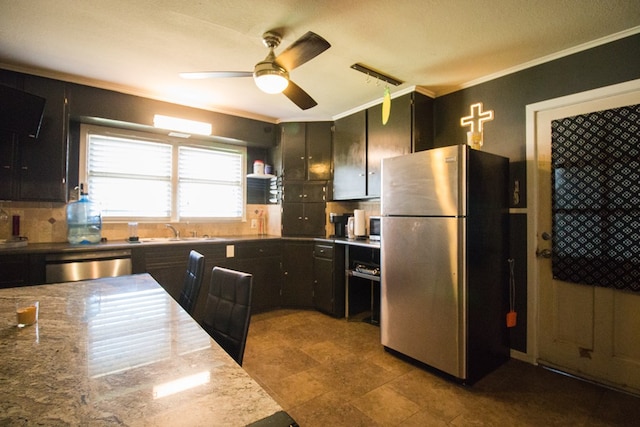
[138,237,224,243]
[138,237,181,243]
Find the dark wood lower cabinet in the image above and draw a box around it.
[0,254,31,288]
[313,242,345,317]
[1,238,344,321]
[143,245,194,301]
[0,253,45,288]
[232,241,282,314]
[282,240,314,308]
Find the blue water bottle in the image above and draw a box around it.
[66,184,102,244]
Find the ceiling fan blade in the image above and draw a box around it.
[275,31,330,71]
[283,80,317,110]
[180,71,253,79]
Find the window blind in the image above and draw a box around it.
[83,126,246,221]
[178,146,243,219]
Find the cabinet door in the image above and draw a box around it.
[283,181,325,203]
[281,122,306,181]
[303,181,326,203]
[143,246,193,300]
[306,121,332,181]
[234,256,282,313]
[313,245,334,314]
[0,254,30,289]
[0,131,16,199]
[333,110,366,200]
[282,201,326,237]
[367,93,412,197]
[303,203,327,236]
[19,76,68,202]
[283,181,304,202]
[282,203,305,236]
[282,241,314,307]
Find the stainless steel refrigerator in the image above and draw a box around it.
[380,144,510,383]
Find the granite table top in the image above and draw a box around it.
[0,274,283,426]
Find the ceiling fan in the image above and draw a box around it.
[180,30,331,110]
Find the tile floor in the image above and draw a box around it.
[243,309,640,426]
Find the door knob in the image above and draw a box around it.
[536,248,552,258]
[541,231,552,241]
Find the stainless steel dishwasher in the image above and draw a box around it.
[45,249,132,283]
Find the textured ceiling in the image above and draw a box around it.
[1,0,639,123]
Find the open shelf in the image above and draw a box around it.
[247,173,276,179]
[349,270,380,282]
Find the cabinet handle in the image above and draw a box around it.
[308,156,313,159]
[300,156,305,160]
[304,217,309,220]
[303,194,307,198]
[21,166,28,170]
[298,216,303,220]
[2,165,10,169]
[368,171,375,175]
[358,173,365,177]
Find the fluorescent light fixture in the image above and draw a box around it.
[153,371,211,399]
[153,114,212,136]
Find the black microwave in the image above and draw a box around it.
[369,216,381,241]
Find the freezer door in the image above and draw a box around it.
[381,216,466,378]
[381,145,465,217]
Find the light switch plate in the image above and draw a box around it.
[226,244,235,258]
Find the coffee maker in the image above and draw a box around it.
[329,213,351,238]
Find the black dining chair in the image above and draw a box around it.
[177,250,205,315]
[201,266,253,366]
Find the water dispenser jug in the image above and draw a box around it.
[67,185,102,244]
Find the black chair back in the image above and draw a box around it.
[178,250,205,315]
[202,266,253,365]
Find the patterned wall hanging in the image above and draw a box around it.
[551,103,640,292]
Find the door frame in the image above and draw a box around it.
[522,78,640,364]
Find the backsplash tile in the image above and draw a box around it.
[0,202,281,243]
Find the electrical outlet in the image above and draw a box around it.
[251,219,258,229]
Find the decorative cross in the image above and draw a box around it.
[460,102,494,132]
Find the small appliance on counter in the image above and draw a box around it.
[369,216,381,241]
[329,213,351,238]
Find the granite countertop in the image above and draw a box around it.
[0,235,374,255]
[333,237,381,249]
[0,274,283,426]
[0,235,284,255]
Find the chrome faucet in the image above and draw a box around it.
[166,224,180,239]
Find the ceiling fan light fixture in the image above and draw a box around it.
[254,62,289,94]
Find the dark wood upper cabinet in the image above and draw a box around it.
[332,91,434,200]
[281,121,332,181]
[366,93,413,197]
[332,110,366,200]
[0,72,68,202]
[280,122,331,237]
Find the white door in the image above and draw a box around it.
[535,86,640,395]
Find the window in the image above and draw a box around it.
[551,103,640,292]
[80,124,246,222]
